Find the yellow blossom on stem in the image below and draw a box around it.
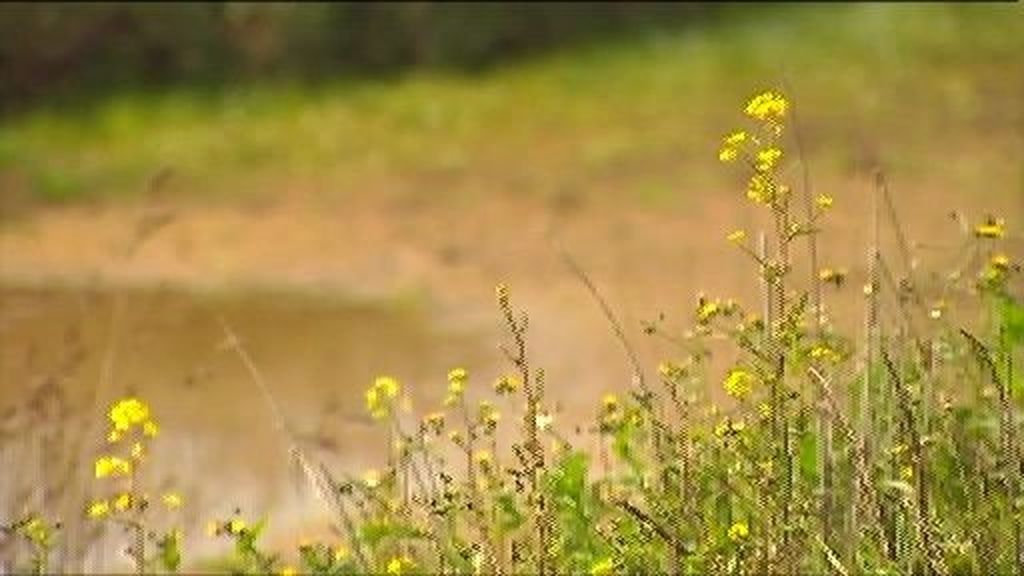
[728,521,750,542]
[447,367,468,396]
[109,398,150,432]
[602,394,619,412]
[228,518,247,535]
[366,376,400,420]
[755,147,782,172]
[815,194,834,210]
[723,368,755,400]
[162,492,183,510]
[590,557,615,576]
[494,374,521,395]
[113,493,132,512]
[745,91,788,121]
[974,217,1006,239]
[87,500,110,519]
[95,456,132,479]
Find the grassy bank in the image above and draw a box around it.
[0,3,1019,207]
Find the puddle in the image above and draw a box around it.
[0,285,493,571]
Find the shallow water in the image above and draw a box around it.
[0,285,497,570]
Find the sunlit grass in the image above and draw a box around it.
[0,3,1019,204]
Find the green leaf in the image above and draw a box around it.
[495,492,524,532]
[799,430,819,485]
[358,519,426,548]
[1000,295,1024,345]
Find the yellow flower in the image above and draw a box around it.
[142,420,159,438]
[95,456,132,479]
[815,194,834,210]
[746,173,774,204]
[366,376,400,420]
[745,91,788,121]
[447,367,468,396]
[386,556,413,575]
[900,465,914,481]
[602,394,619,412]
[718,146,739,163]
[21,517,49,545]
[809,345,841,363]
[87,500,110,519]
[333,546,349,562]
[727,229,747,243]
[107,429,122,443]
[728,521,750,542]
[755,147,783,171]
[494,375,521,395]
[109,398,150,432]
[697,300,721,323]
[280,567,297,576]
[162,492,183,510]
[818,268,847,287]
[724,131,748,147]
[991,253,1011,270]
[974,217,1006,239]
[113,493,132,512]
[475,450,493,467]
[723,368,755,400]
[590,557,615,576]
[228,518,246,535]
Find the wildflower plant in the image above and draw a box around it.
[87,397,183,574]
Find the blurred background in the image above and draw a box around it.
[1,2,1021,571]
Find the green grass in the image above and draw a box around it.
[0,3,1019,205]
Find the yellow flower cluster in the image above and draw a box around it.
[723,368,755,400]
[745,91,788,121]
[718,131,748,163]
[447,367,468,396]
[386,555,415,575]
[590,557,615,576]
[94,456,132,478]
[974,217,1006,239]
[18,517,50,546]
[493,374,521,395]
[719,91,792,206]
[809,345,842,364]
[818,268,847,288]
[109,398,151,432]
[755,147,782,172]
[366,376,400,420]
[728,521,750,542]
